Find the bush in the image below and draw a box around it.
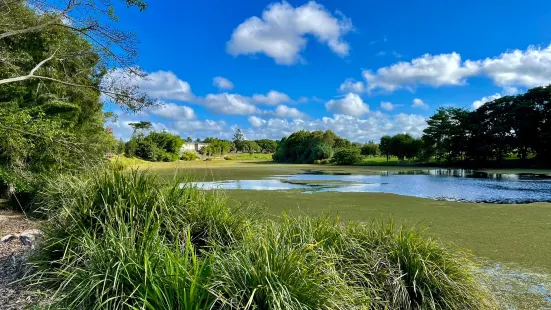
[32,170,495,310]
[180,151,199,161]
[332,147,362,165]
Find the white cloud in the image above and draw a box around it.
[252,90,291,105]
[362,53,480,92]
[203,93,260,115]
[478,45,551,88]
[248,116,267,127]
[412,98,428,109]
[343,44,551,94]
[339,79,365,93]
[271,105,307,119]
[472,93,501,109]
[380,101,394,111]
[227,1,353,65]
[325,93,369,117]
[502,86,519,95]
[213,76,234,90]
[241,113,427,142]
[148,102,196,120]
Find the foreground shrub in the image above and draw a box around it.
[210,220,358,309]
[31,170,496,310]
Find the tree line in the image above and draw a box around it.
[124,127,279,161]
[422,85,551,166]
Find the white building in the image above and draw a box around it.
[180,142,209,154]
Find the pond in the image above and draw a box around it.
[192,169,551,204]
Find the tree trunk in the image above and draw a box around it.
[1,183,15,200]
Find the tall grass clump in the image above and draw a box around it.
[31,169,251,309]
[30,169,496,309]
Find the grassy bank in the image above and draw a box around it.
[29,170,494,309]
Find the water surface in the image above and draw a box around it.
[193,169,551,204]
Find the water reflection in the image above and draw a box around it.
[191,169,551,204]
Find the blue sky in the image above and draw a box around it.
[107,0,551,141]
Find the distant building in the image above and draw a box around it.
[180,142,209,154]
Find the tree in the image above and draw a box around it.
[255,139,278,153]
[125,131,182,162]
[380,136,392,161]
[233,128,244,143]
[129,121,152,135]
[332,148,362,165]
[186,137,193,142]
[1,0,153,111]
[361,141,379,157]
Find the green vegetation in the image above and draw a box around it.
[422,86,551,166]
[32,169,495,309]
[0,0,153,207]
[181,150,199,161]
[226,153,274,161]
[273,130,340,163]
[332,147,362,165]
[125,131,183,162]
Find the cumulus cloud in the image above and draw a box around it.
[252,90,291,105]
[412,98,428,109]
[248,116,267,127]
[380,101,395,111]
[203,93,260,115]
[472,93,501,109]
[213,76,234,90]
[477,45,551,88]
[339,79,365,93]
[362,53,480,92]
[342,44,551,93]
[271,105,307,119]
[148,102,196,120]
[227,1,353,65]
[240,113,427,142]
[325,93,369,117]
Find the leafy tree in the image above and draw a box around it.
[255,139,278,153]
[273,130,349,164]
[0,0,152,203]
[186,137,193,142]
[125,131,182,162]
[233,128,244,143]
[379,136,392,161]
[129,121,152,135]
[361,141,379,157]
[1,0,153,111]
[332,148,362,165]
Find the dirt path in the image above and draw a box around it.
[0,211,41,310]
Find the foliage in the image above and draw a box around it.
[1,0,153,111]
[125,131,183,162]
[181,151,199,161]
[202,139,233,156]
[273,130,348,164]
[331,147,362,165]
[32,170,496,309]
[0,0,150,206]
[233,128,244,143]
[422,85,551,165]
[240,140,262,154]
[254,139,278,153]
[361,141,380,157]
